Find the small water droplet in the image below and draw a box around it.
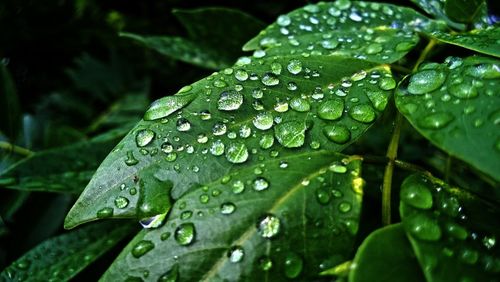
[253,177,269,191]
[323,125,351,144]
[287,59,303,75]
[131,240,154,258]
[401,176,433,209]
[114,196,129,209]
[261,73,280,86]
[259,134,275,149]
[448,82,478,99]
[284,252,303,278]
[232,180,245,194]
[318,98,344,120]
[176,118,191,132]
[174,223,196,246]
[253,112,274,130]
[234,70,249,81]
[406,213,442,241]
[290,97,311,112]
[418,112,454,129]
[220,202,236,215]
[212,122,227,136]
[257,214,280,238]
[349,104,376,123]
[144,95,195,121]
[227,246,245,263]
[97,207,113,218]
[259,257,273,271]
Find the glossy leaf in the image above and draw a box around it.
[444,0,484,24]
[121,8,264,70]
[0,63,21,140]
[399,173,500,282]
[0,221,136,282]
[410,0,466,30]
[243,1,443,64]
[0,127,129,193]
[395,56,500,181]
[101,153,364,281]
[64,54,395,228]
[425,27,500,58]
[349,223,425,282]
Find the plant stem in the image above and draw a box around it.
[390,64,412,74]
[413,39,437,71]
[381,112,403,225]
[0,141,34,156]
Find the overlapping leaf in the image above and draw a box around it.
[443,0,485,24]
[399,173,500,281]
[395,56,500,181]
[410,0,488,29]
[243,1,444,64]
[121,7,264,69]
[64,54,395,228]
[101,153,364,281]
[425,27,500,58]
[349,224,425,282]
[0,63,21,140]
[0,221,136,281]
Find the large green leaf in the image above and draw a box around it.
[121,8,264,70]
[395,56,500,181]
[243,1,443,64]
[443,0,485,25]
[101,153,364,281]
[64,54,395,228]
[425,27,500,58]
[399,173,500,282]
[0,127,129,193]
[0,221,137,281]
[0,63,21,140]
[349,223,425,282]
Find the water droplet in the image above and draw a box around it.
[401,176,433,209]
[174,223,195,246]
[274,121,306,148]
[329,163,347,173]
[287,82,298,91]
[465,63,500,79]
[259,134,275,149]
[271,62,283,75]
[158,264,179,282]
[439,196,461,217]
[316,188,331,205]
[253,177,269,191]
[199,110,212,120]
[227,246,245,263]
[407,213,442,241]
[253,112,274,130]
[367,90,388,111]
[277,15,291,26]
[338,202,352,213]
[220,202,236,215]
[234,70,249,81]
[212,122,227,136]
[407,70,447,95]
[114,196,129,209]
[259,257,273,271]
[445,222,468,240]
[144,95,195,121]
[318,98,344,120]
[395,41,414,52]
[321,39,339,50]
[418,112,454,129]
[284,252,303,278]
[448,82,478,99]
[131,240,154,258]
[366,43,383,54]
[257,214,280,238]
[97,207,113,218]
[349,104,376,123]
[261,73,280,86]
[323,125,351,144]
[232,180,245,194]
[176,118,191,132]
[287,59,303,75]
[274,101,289,112]
[460,248,479,265]
[225,142,249,163]
[218,90,244,111]
[290,97,311,112]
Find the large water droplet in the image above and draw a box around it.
[210,140,225,156]
[318,98,344,120]
[144,94,195,121]
[234,70,249,81]
[401,178,433,209]
[366,90,388,111]
[418,112,454,129]
[253,112,274,130]
[136,129,155,147]
[261,73,280,86]
[174,223,195,246]
[465,63,500,79]
[114,196,129,209]
[323,125,350,144]
[220,202,236,215]
[131,240,154,258]
[225,142,249,164]
[274,121,306,148]
[290,97,310,112]
[218,90,244,111]
[176,118,191,132]
[407,213,442,241]
[287,59,303,75]
[349,104,376,123]
[407,70,447,95]
[284,252,303,279]
[257,214,280,238]
[448,82,478,99]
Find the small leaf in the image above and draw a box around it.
[0,221,136,281]
[0,63,21,140]
[425,27,500,58]
[64,55,394,228]
[244,1,443,63]
[100,154,364,281]
[349,224,425,282]
[395,56,500,181]
[444,0,485,24]
[0,127,129,193]
[399,173,500,282]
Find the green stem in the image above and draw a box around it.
[389,64,412,74]
[413,39,437,72]
[363,155,431,175]
[381,113,403,225]
[0,141,34,156]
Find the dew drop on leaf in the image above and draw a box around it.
[287,59,303,75]
[257,214,280,238]
[96,207,114,218]
[418,112,454,129]
[274,121,306,148]
[114,196,129,209]
[253,177,269,191]
[401,176,433,209]
[220,202,236,215]
[227,246,245,263]
[210,140,225,156]
[284,252,304,279]
[317,98,344,120]
[135,129,155,147]
[290,97,311,112]
[225,142,249,164]
[349,104,376,123]
[261,73,280,86]
[259,257,273,271]
[176,118,191,132]
[131,240,154,258]
[174,223,196,246]
[407,70,447,95]
[253,112,274,130]
[406,213,442,241]
[144,95,195,121]
[217,90,244,111]
[323,125,351,144]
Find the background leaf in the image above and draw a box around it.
[399,173,500,282]
[64,54,394,228]
[349,223,425,282]
[395,56,500,181]
[101,153,363,281]
[444,0,485,24]
[0,221,137,281]
[0,63,21,140]
[244,1,443,64]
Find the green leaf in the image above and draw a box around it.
[0,216,7,237]
[349,223,425,282]
[444,0,484,24]
[101,153,364,281]
[0,127,129,193]
[121,8,264,70]
[243,1,442,64]
[0,63,21,140]
[395,56,500,182]
[0,221,136,281]
[399,173,500,282]
[64,54,394,228]
[410,0,466,30]
[425,27,500,58]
